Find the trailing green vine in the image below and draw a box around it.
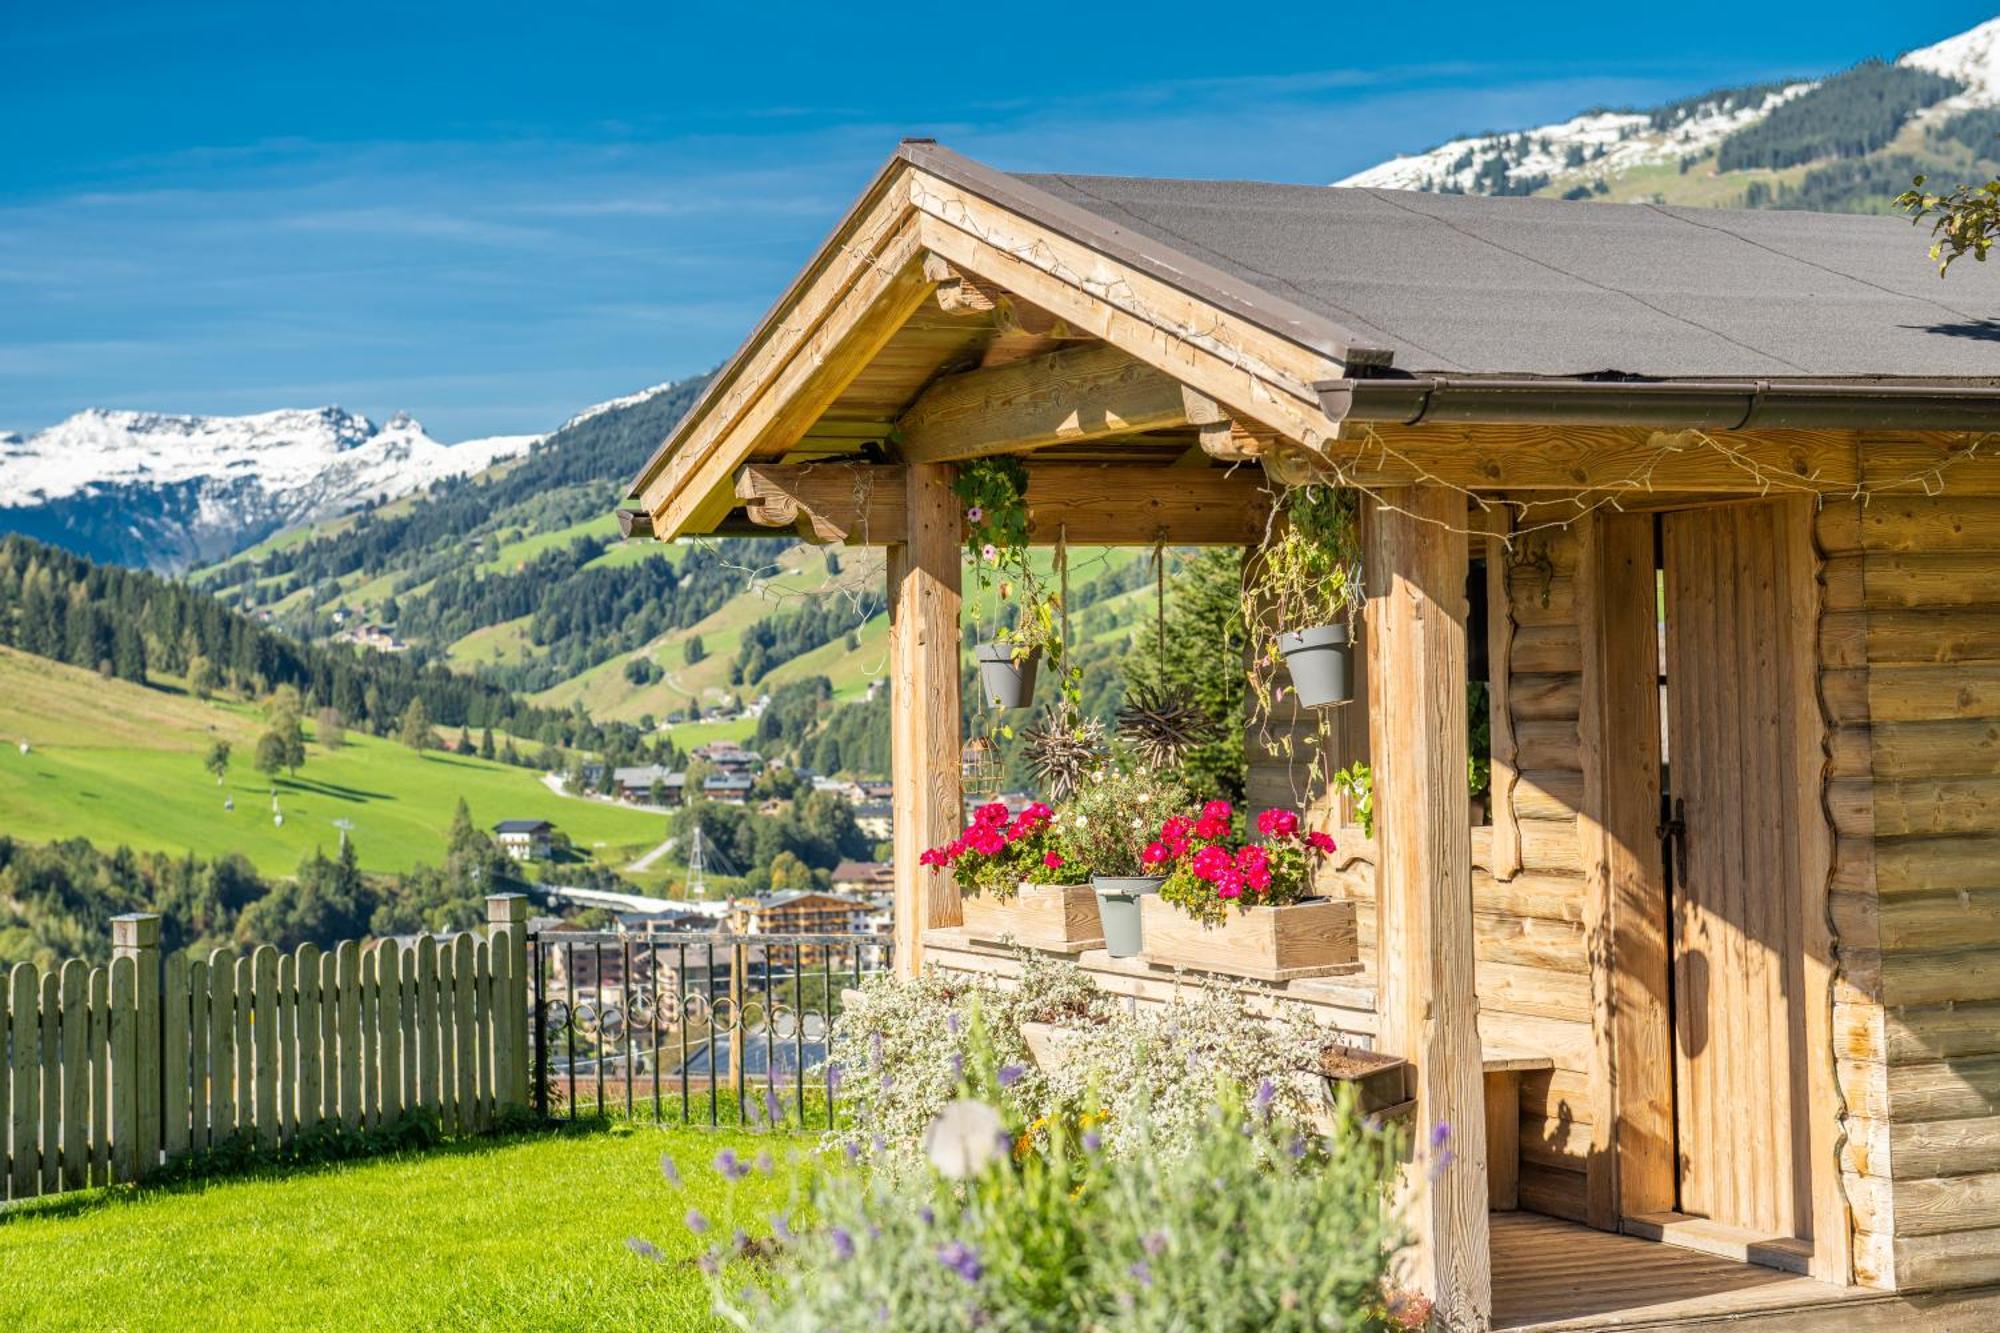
[954,458,1082,714]
[1243,484,1364,731]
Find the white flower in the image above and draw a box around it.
[924,1099,1008,1180]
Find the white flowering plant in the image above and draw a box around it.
[827,956,1108,1166]
[1057,764,1189,878]
[682,1031,1412,1332]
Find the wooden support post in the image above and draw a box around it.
[889,461,964,977]
[486,894,531,1112]
[110,914,161,1181]
[1368,488,1490,1328]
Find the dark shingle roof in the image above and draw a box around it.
[493,819,553,834]
[1006,171,2000,383]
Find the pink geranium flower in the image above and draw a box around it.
[1043,851,1063,870]
[1141,841,1171,866]
[1190,845,1232,882]
[1307,830,1337,854]
[1256,808,1300,837]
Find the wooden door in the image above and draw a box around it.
[1660,503,1812,1241]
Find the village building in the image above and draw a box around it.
[829,859,894,898]
[850,800,892,842]
[491,818,554,862]
[701,773,753,804]
[611,763,684,804]
[733,889,871,937]
[619,141,2000,1328]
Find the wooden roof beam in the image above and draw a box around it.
[735,461,1270,546]
[895,341,1207,465]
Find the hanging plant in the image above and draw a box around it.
[1247,484,1364,713]
[954,458,1080,713]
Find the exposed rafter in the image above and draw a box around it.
[895,342,1205,464]
[734,461,1269,546]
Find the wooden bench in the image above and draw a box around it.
[1483,1046,1554,1212]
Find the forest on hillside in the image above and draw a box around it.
[0,535,633,751]
[0,803,521,970]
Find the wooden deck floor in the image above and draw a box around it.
[1491,1213,2000,1330]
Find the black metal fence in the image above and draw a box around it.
[527,931,891,1131]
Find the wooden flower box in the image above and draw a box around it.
[1137,895,1359,981]
[959,883,1103,953]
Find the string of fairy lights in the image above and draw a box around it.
[662,178,1996,821]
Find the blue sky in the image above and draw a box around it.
[3,2,1992,439]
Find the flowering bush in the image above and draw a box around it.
[827,957,1108,1163]
[1147,799,1337,925]
[1056,765,1188,878]
[920,799,1075,897]
[1035,984,1332,1163]
[689,1045,1407,1332]
[829,956,1337,1169]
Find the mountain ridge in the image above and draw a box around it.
[0,405,536,571]
[1337,17,2000,213]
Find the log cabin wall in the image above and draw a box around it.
[1243,442,2000,1291]
[1268,508,1599,1227]
[1819,468,2000,1293]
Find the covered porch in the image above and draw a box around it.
[621,142,2000,1328]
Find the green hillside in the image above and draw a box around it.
[1377,51,2000,216]
[0,646,665,878]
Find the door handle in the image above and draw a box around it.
[1657,797,1688,884]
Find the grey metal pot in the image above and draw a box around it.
[974,642,1039,709]
[1092,874,1166,958]
[1276,623,1354,708]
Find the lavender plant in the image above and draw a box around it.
[688,1036,1408,1332]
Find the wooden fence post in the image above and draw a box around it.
[7,963,35,1199]
[487,895,530,1113]
[110,914,161,1180]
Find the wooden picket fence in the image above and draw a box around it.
[1,894,530,1203]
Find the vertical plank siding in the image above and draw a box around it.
[0,898,529,1201]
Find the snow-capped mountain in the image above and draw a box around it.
[1904,17,2000,102]
[1338,17,2000,201]
[557,379,682,433]
[0,407,535,571]
[1337,84,1813,194]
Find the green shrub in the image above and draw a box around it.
[682,1036,1408,1332]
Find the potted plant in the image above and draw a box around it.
[1249,484,1364,710]
[1059,767,1187,958]
[956,458,1073,711]
[1141,803,1357,980]
[921,800,1101,951]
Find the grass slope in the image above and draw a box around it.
[0,1124,792,1331]
[0,647,665,877]
[528,543,889,724]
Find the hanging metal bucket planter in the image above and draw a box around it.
[975,642,1040,709]
[1276,624,1354,708]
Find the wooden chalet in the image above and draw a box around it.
[618,141,2000,1329]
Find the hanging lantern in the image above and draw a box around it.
[960,735,1004,798]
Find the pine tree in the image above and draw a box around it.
[400,697,434,752]
[479,726,496,760]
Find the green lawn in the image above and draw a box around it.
[0,1124,795,1331]
[0,647,665,878]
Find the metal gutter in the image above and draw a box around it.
[1317,377,2000,432]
